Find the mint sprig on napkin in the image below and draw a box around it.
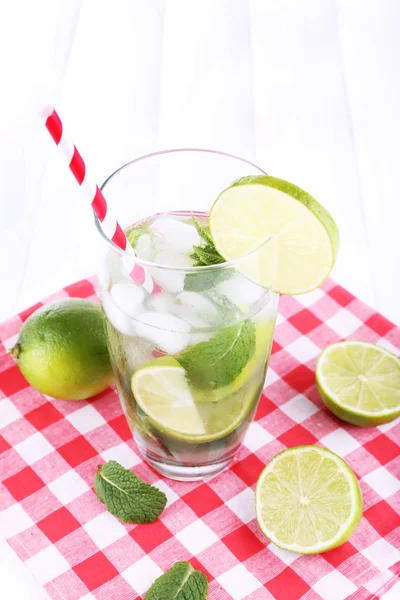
[94,460,167,523]
[145,561,208,600]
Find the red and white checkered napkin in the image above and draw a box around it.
[0,277,399,600]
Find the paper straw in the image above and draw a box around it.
[40,106,156,293]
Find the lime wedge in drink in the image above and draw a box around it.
[131,357,206,438]
[230,319,275,393]
[255,446,363,554]
[131,356,260,443]
[209,175,339,294]
[316,341,400,426]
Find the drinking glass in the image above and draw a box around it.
[96,150,278,480]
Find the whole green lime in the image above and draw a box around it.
[10,299,113,401]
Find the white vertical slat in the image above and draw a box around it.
[336,0,400,325]
[159,0,255,158]
[18,0,166,311]
[0,0,81,321]
[250,0,376,308]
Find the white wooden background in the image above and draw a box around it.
[1,1,399,598]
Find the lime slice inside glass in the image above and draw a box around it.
[255,446,363,554]
[131,357,206,438]
[316,341,400,426]
[210,175,339,295]
[131,356,260,443]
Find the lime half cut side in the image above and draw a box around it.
[316,341,400,426]
[255,446,363,554]
[131,357,206,439]
[210,175,339,295]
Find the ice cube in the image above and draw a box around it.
[110,281,146,318]
[171,304,208,328]
[102,291,134,336]
[149,290,210,330]
[148,292,176,314]
[150,250,194,293]
[148,215,201,253]
[133,311,191,354]
[154,249,195,267]
[98,251,129,290]
[217,274,265,306]
[98,259,111,290]
[177,291,218,323]
[170,291,218,328]
[135,233,155,262]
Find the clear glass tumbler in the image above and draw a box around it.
[96,150,278,480]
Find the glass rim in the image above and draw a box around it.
[95,148,270,272]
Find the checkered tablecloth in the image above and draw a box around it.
[0,277,399,600]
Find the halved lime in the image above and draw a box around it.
[255,446,363,554]
[316,341,400,426]
[131,357,206,438]
[210,175,339,294]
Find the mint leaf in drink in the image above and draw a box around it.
[145,561,208,600]
[191,244,225,266]
[185,216,230,290]
[178,319,256,389]
[190,216,225,267]
[184,268,232,292]
[192,215,214,247]
[94,460,167,523]
[126,225,147,248]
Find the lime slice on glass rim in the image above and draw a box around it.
[210,175,340,295]
[316,341,400,426]
[255,446,363,554]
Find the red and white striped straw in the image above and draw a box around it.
[40,106,155,293]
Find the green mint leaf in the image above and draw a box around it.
[190,217,225,267]
[94,460,167,523]
[125,225,147,248]
[192,215,214,247]
[186,216,229,289]
[192,245,225,266]
[178,318,256,389]
[145,561,208,600]
[184,268,233,292]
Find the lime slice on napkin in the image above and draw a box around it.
[256,446,363,554]
[316,341,400,426]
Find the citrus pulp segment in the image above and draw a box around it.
[316,341,400,426]
[210,175,339,295]
[255,446,363,554]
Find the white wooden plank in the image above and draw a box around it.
[0,0,81,321]
[250,0,376,309]
[336,0,400,325]
[18,0,165,312]
[159,0,255,158]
